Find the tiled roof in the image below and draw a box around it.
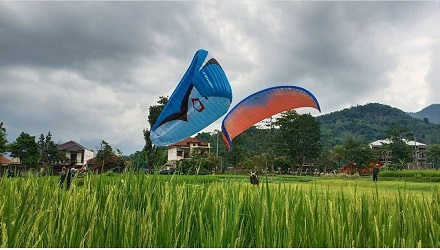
[57,140,87,151]
[169,137,209,147]
[0,155,10,165]
[370,139,426,147]
[10,157,21,164]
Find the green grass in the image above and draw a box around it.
[379,169,440,182]
[0,173,439,247]
[380,169,440,177]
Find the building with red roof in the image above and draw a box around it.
[167,137,211,162]
[0,155,10,166]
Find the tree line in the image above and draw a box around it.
[133,98,440,174]
[3,99,440,175]
[0,123,125,174]
[317,103,440,147]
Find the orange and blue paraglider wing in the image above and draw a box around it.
[221,86,320,149]
[150,49,232,146]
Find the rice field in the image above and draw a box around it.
[0,173,439,248]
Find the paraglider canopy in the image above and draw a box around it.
[221,85,320,150]
[150,49,233,146]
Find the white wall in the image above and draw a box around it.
[65,150,94,166]
[84,149,94,166]
[168,148,178,161]
[168,147,187,161]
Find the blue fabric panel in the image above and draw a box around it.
[150,49,232,146]
[151,50,208,131]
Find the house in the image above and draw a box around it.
[0,155,11,176]
[0,156,25,176]
[57,141,94,168]
[9,157,21,167]
[167,137,211,163]
[0,155,10,166]
[369,139,430,169]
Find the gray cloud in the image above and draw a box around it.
[1,1,438,154]
[427,42,440,104]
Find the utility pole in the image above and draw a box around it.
[216,131,219,157]
[213,129,221,174]
[211,129,220,156]
[414,134,419,169]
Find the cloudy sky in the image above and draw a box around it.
[0,1,439,155]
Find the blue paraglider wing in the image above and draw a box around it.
[150,49,232,146]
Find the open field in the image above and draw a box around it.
[0,172,439,247]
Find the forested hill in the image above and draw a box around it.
[408,104,440,124]
[316,103,440,147]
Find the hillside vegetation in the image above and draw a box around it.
[197,103,440,159]
[408,103,440,124]
[317,103,440,147]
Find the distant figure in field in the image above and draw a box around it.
[373,166,380,182]
[64,162,86,190]
[66,163,77,190]
[59,166,67,189]
[7,168,14,178]
[250,171,259,186]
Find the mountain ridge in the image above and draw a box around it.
[407,103,440,124]
[316,103,440,147]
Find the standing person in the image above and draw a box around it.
[7,168,14,178]
[59,166,67,189]
[373,166,380,182]
[66,162,78,190]
[250,171,259,186]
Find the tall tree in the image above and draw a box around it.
[383,124,413,169]
[9,132,39,168]
[147,96,168,128]
[275,110,321,175]
[0,121,7,154]
[143,96,169,171]
[96,140,124,172]
[427,144,440,170]
[341,137,376,169]
[332,145,344,170]
[195,132,212,146]
[96,140,114,162]
[263,117,281,173]
[38,132,64,170]
[318,146,338,173]
[222,131,249,170]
